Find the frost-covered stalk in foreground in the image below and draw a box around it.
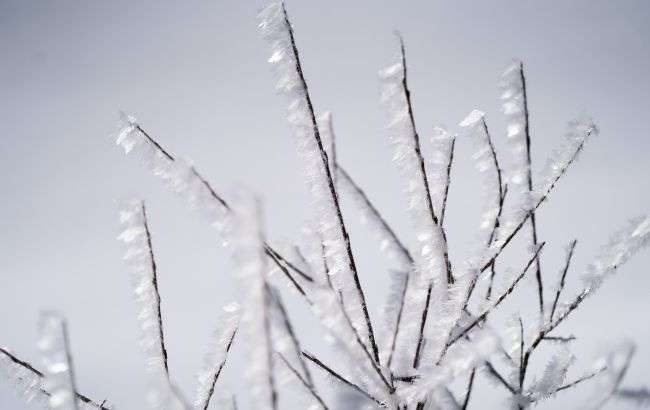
[38,312,79,410]
[114,113,311,299]
[500,61,544,315]
[258,2,379,363]
[379,34,453,372]
[229,193,277,410]
[118,200,169,378]
[194,303,240,410]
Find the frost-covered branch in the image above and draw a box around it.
[38,312,79,410]
[115,115,312,296]
[259,2,379,363]
[549,239,577,322]
[302,351,383,406]
[118,201,169,378]
[0,347,111,410]
[194,303,239,410]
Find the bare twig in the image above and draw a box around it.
[281,3,379,362]
[268,286,313,387]
[550,239,578,322]
[0,347,111,409]
[141,202,169,378]
[199,328,238,410]
[277,352,329,410]
[440,136,456,226]
[518,63,545,316]
[302,351,383,406]
[449,243,545,346]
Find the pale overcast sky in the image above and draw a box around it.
[1,1,649,409]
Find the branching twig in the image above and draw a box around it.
[281,3,379,363]
[550,239,577,322]
[0,347,111,409]
[302,351,383,406]
[141,202,169,379]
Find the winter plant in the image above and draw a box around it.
[2,3,650,409]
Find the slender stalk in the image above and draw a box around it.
[0,347,111,409]
[60,319,80,410]
[141,202,169,378]
[337,292,394,393]
[337,165,414,368]
[397,33,453,284]
[281,4,379,363]
[550,239,577,322]
[485,361,517,394]
[448,243,545,346]
[277,352,329,410]
[553,367,606,394]
[302,351,383,406]
[461,368,476,410]
[268,286,313,387]
[134,124,313,288]
[199,328,238,410]
[440,136,456,226]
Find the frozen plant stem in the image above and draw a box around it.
[142,202,169,379]
[278,3,379,363]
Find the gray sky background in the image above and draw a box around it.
[1,1,649,409]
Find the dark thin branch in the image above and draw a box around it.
[479,133,589,275]
[518,317,525,391]
[302,351,383,406]
[281,3,379,363]
[337,166,414,265]
[268,286,313,387]
[265,245,313,283]
[413,282,433,368]
[542,335,576,343]
[440,136,456,226]
[518,62,545,316]
[265,247,308,298]
[484,361,517,394]
[461,368,476,410]
[199,328,238,410]
[141,202,169,378]
[386,270,410,369]
[133,124,314,288]
[60,319,80,410]
[336,165,414,369]
[396,33,453,285]
[0,347,111,409]
[277,352,329,410]
[337,292,394,393]
[554,367,606,394]
[449,243,545,346]
[550,239,578,322]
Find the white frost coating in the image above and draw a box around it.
[500,61,530,195]
[38,312,78,410]
[537,118,599,198]
[526,348,574,402]
[400,330,498,404]
[428,127,455,216]
[581,215,650,292]
[459,110,502,247]
[194,303,240,410]
[228,192,276,410]
[118,200,166,376]
[259,2,369,348]
[337,167,413,271]
[379,47,449,372]
[0,348,49,407]
[114,113,232,236]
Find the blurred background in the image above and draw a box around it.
[1,1,649,408]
